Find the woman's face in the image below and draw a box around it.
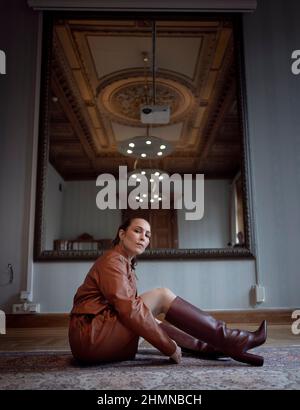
[119,218,151,257]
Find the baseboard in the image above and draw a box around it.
[6,313,70,328]
[209,309,294,324]
[6,309,295,328]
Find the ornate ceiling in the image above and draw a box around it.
[49,18,242,180]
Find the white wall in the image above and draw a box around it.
[60,181,121,242]
[1,0,300,313]
[34,259,256,312]
[178,179,230,248]
[0,0,40,309]
[242,0,300,307]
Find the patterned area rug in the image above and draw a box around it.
[0,346,299,390]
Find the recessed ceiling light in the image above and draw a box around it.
[146,140,152,145]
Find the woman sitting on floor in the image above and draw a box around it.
[69,217,267,366]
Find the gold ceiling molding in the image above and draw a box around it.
[49,17,242,179]
[97,72,195,127]
[53,32,110,153]
[55,20,225,153]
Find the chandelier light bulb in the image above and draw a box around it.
[141,153,146,158]
[157,151,163,156]
[118,136,173,159]
[126,168,170,205]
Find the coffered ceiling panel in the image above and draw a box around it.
[49,18,242,180]
[87,36,202,80]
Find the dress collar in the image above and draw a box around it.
[114,243,132,262]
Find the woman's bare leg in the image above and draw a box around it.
[140,287,177,317]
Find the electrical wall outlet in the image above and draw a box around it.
[254,285,266,303]
[20,291,32,301]
[12,304,24,314]
[26,303,40,313]
[12,303,40,314]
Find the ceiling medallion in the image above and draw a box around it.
[98,75,194,127]
[113,81,178,121]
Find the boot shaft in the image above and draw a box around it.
[165,296,267,366]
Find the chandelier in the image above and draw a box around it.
[127,165,168,205]
[117,21,174,161]
[117,128,173,160]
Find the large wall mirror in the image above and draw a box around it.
[34,12,254,261]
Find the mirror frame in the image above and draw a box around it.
[34,11,255,261]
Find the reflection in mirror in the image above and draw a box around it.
[35,14,253,260]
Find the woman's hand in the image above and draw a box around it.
[169,343,182,364]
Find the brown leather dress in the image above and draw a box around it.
[69,243,176,363]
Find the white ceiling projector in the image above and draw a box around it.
[140,105,170,124]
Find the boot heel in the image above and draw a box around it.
[232,351,264,367]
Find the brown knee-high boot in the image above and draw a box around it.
[159,321,225,359]
[165,297,267,366]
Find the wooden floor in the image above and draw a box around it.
[0,324,299,352]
